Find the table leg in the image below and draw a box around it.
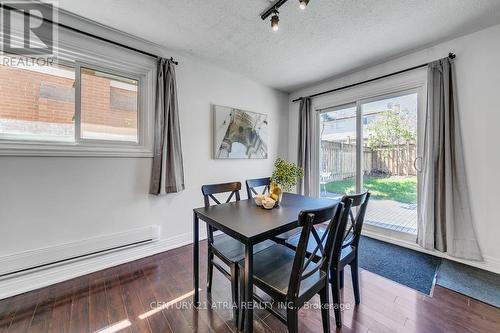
[193,211,200,307]
[244,243,253,333]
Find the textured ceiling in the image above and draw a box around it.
[52,0,500,92]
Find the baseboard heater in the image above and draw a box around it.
[0,225,160,277]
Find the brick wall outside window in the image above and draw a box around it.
[0,65,138,130]
[0,65,75,125]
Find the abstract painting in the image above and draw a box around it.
[213,105,268,159]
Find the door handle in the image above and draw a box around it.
[413,156,423,172]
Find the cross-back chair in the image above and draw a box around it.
[201,181,274,324]
[286,191,370,328]
[238,199,352,333]
[245,177,303,244]
[245,177,270,199]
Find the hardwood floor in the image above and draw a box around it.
[0,241,499,333]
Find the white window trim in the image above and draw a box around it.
[75,62,147,146]
[311,68,427,195]
[0,15,156,157]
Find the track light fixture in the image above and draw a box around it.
[261,0,312,31]
[271,9,279,32]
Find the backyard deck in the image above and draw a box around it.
[321,191,418,234]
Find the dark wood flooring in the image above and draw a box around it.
[0,241,499,333]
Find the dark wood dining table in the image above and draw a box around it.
[192,192,339,333]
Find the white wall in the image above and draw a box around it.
[0,12,289,297]
[288,24,500,272]
[0,56,288,255]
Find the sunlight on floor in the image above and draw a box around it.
[94,319,131,333]
[138,288,200,320]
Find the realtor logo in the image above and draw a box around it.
[1,1,58,56]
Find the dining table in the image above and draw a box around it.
[192,192,339,333]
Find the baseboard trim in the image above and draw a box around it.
[0,231,205,300]
[362,229,500,275]
[0,226,160,276]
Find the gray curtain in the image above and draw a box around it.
[150,58,185,195]
[297,97,314,195]
[417,57,482,260]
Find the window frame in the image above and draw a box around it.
[0,57,77,144]
[311,68,428,197]
[75,61,144,147]
[0,21,155,157]
[314,71,427,241]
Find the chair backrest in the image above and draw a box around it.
[342,192,370,250]
[201,182,241,208]
[245,177,270,199]
[287,199,352,300]
[201,182,241,243]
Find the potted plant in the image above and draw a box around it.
[270,158,304,205]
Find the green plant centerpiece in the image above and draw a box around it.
[270,158,304,205]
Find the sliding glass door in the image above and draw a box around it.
[319,90,421,236]
[319,104,358,197]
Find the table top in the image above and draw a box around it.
[194,192,340,243]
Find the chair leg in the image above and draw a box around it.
[330,267,342,328]
[319,287,330,333]
[207,248,214,293]
[286,307,299,333]
[230,264,239,325]
[339,269,344,289]
[351,259,360,304]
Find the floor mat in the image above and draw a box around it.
[436,259,500,308]
[357,236,441,294]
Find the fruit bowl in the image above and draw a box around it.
[254,194,265,206]
[262,197,276,210]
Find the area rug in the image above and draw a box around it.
[436,259,500,308]
[357,236,441,294]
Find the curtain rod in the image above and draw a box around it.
[292,53,456,103]
[0,4,178,65]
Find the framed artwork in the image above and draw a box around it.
[212,104,268,159]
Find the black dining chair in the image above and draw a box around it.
[245,177,270,199]
[286,191,370,328]
[238,199,352,333]
[201,182,274,324]
[245,177,302,245]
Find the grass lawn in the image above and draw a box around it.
[324,176,417,204]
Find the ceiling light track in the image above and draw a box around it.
[261,0,312,31]
[261,0,289,20]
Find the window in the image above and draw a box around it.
[80,67,139,143]
[0,61,76,142]
[320,91,422,238]
[0,17,154,156]
[315,69,426,241]
[0,56,145,153]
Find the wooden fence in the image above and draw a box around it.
[320,141,416,182]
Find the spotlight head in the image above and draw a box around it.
[299,0,310,10]
[271,10,279,31]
